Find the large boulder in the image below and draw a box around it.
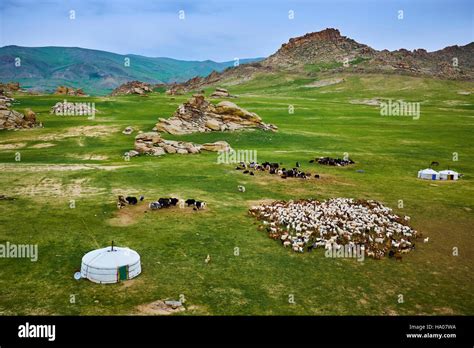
[155,118,187,135]
[55,86,87,96]
[130,131,231,157]
[210,87,236,98]
[155,95,277,135]
[0,93,40,130]
[214,101,261,122]
[205,119,221,130]
[200,141,232,152]
[111,81,153,96]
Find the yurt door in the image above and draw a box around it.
[118,265,128,281]
[432,174,436,180]
[448,174,454,180]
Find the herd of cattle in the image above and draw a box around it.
[310,157,355,166]
[236,161,320,180]
[117,195,206,210]
[249,198,421,260]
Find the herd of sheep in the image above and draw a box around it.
[249,198,421,260]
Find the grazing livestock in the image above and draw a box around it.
[238,185,246,192]
[117,195,128,209]
[236,161,316,181]
[185,199,196,207]
[149,201,162,210]
[126,196,138,205]
[194,201,206,210]
[249,198,419,259]
[205,254,211,264]
[313,157,355,166]
[424,237,429,243]
[158,198,171,208]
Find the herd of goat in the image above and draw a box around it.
[249,198,423,260]
[117,195,206,210]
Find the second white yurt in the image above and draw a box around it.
[81,245,141,284]
[439,169,459,181]
[417,168,440,180]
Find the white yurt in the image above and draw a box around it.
[81,245,141,284]
[439,169,459,181]
[417,168,440,180]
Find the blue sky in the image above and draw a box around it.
[0,0,472,61]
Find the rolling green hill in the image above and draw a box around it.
[0,45,262,95]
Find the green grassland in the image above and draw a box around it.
[0,73,473,315]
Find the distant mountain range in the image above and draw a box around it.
[2,29,473,96]
[0,45,262,95]
[175,28,474,91]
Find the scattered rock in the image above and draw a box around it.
[210,87,236,98]
[155,94,277,135]
[137,299,185,315]
[130,131,231,157]
[0,92,40,130]
[54,86,87,96]
[111,81,153,96]
[201,141,232,152]
[0,82,20,94]
[165,85,185,95]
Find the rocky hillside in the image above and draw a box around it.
[174,28,474,91]
[263,28,375,68]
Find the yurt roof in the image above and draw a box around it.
[82,246,140,269]
[439,169,458,175]
[419,168,439,174]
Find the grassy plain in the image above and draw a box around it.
[0,73,473,315]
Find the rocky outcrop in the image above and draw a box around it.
[155,94,277,135]
[111,81,153,96]
[0,93,40,130]
[210,87,236,98]
[168,28,474,92]
[165,84,185,95]
[55,86,87,96]
[127,131,231,157]
[0,82,21,95]
[264,28,376,69]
